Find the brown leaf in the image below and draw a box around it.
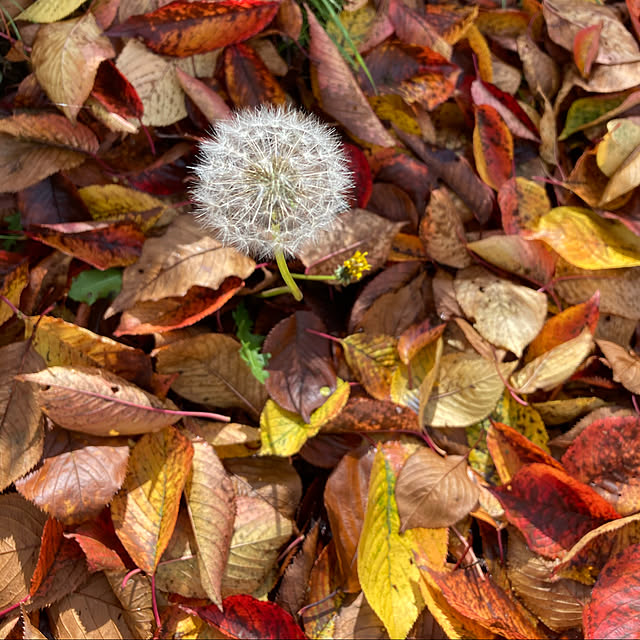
[31,13,115,121]
[0,342,45,492]
[0,113,98,192]
[224,43,286,108]
[395,448,479,529]
[19,366,181,436]
[155,333,269,416]
[27,221,144,270]
[184,436,236,607]
[47,572,136,639]
[111,427,194,574]
[324,446,375,592]
[388,0,451,57]
[109,0,280,57]
[104,569,154,640]
[333,591,388,639]
[264,311,336,422]
[176,67,232,124]
[306,6,394,147]
[105,215,255,318]
[0,494,47,612]
[15,428,129,525]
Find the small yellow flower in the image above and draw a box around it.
[335,250,371,284]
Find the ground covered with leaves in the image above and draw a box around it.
[3,0,640,638]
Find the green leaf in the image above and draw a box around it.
[232,302,271,384]
[68,268,122,304]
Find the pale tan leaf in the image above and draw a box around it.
[32,14,115,121]
[221,495,293,597]
[334,592,388,639]
[0,494,47,611]
[454,266,548,357]
[104,570,153,640]
[422,353,518,427]
[115,40,187,127]
[155,333,268,416]
[185,437,236,607]
[600,144,640,205]
[47,572,135,639]
[395,448,479,529]
[0,113,98,192]
[510,328,594,394]
[596,119,640,177]
[106,215,255,317]
[18,0,85,22]
[19,366,181,436]
[0,342,45,491]
[507,530,590,632]
[186,418,261,458]
[597,338,640,394]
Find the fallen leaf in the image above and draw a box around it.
[15,428,129,525]
[31,13,115,121]
[597,338,640,394]
[492,463,620,558]
[573,23,601,78]
[91,59,144,122]
[473,104,514,191]
[454,266,548,357]
[111,426,193,574]
[583,543,640,639]
[529,206,640,269]
[395,447,479,529]
[17,0,86,22]
[176,67,232,124]
[109,0,280,57]
[19,366,181,436]
[498,177,551,235]
[0,113,98,192]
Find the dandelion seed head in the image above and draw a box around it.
[190,105,354,258]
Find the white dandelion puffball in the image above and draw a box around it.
[190,105,354,259]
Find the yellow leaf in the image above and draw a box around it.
[0,260,28,327]
[357,444,423,639]
[31,14,115,121]
[596,119,640,177]
[342,334,399,401]
[510,328,594,394]
[259,378,350,456]
[466,23,492,82]
[18,0,86,22]
[530,206,640,269]
[111,427,193,574]
[422,353,518,427]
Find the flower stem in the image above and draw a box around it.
[275,250,303,301]
[291,273,338,281]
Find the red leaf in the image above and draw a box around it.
[91,60,144,120]
[263,311,337,423]
[473,104,513,191]
[573,23,602,78]
[491,463,621,558]
[108,0,280,57]
[224,43,286,108]
[343,143,372,209]
[27,221,144,270]
[583,543,640,639]
[562,416,640,516]
[175,594,307,639]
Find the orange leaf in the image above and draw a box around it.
[108,0,280,57]
[111,427,194,574]
[473,104,513,191]
[573,23,602,78]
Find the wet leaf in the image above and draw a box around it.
[109,0,280,57]
[0,113,98,192]
[357,442,422,640]
[395,447,479,529]
[20,366,181,436]
[492,463,621,558]
[31,13,115,121]
[184,437,236,607]
[15,428,129,525]
[259,378,350,456]
[111,426,193,574]
[562,415,640,516]
[583,543,640,639]
[529,206,640,269]
[454,266,548,357]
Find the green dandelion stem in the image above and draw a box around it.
[291,273,338,281]
[275,250,303,301]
